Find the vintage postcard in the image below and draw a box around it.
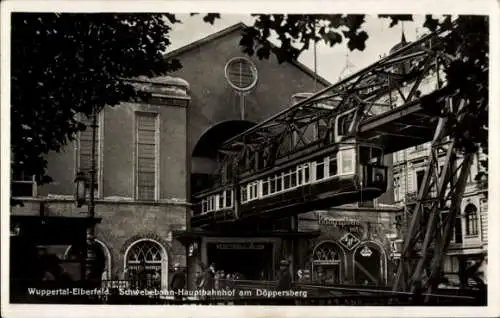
[1,0,498,317]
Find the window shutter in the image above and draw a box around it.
[136,113,157,201]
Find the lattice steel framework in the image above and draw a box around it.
[213,27,455,179]
[200,23,482,297]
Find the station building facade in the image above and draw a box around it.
[165,23,402,288]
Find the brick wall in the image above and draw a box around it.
[11,198,188,280]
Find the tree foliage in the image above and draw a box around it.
[11,13,182,185]
[10,13,488,195]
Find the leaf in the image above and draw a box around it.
[202,13,221,25]
[378,14,413,27]
[323,31,342,47]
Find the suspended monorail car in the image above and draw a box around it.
[191,139,388,228]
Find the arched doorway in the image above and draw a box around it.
[123,239,168,289]
[64,239,111,281]
[191,120,256,195]
[353,241,387,286]
[311,241,346,285]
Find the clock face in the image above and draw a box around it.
[225,57,258,92]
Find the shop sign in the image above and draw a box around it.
[216,242,266,250]
[339,232,360,250]
[316,214,362,232]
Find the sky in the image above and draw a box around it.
[167,14,427,83]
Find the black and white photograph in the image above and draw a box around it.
[1,1,498,317]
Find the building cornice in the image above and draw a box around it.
[11,196,193,207]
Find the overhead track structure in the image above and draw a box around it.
[192,22,484,300]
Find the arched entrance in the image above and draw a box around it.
[191,120,256,195]
[311,241,346,285]
[353,241,387,286]
[64,239,111,281]
[123,239,168,289]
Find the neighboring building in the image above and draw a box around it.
[392,142,488,286]
[388,33,488,287]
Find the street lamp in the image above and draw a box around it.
[74,172,88,208]
[73,109,98,287]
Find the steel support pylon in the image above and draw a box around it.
[392,97,474,301]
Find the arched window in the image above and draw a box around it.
[311,241,345,285]
[124,239,168,289]
[464,204,479,236]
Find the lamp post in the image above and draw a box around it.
[86,108,98,284]
[74,109,98,285]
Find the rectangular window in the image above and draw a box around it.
[225,190,233,207]
[291,172,297,187]
[241,187,248,202]
[304,165,310,183]
[284,173,291,189]
[77,113,101,193]
[329,157,338,176]
[263,180,269,196]
[270,177,276,193]
[340,149,354,174]
[276,175,283,192]
[218,194,224,209]
[201,199,207,214]
[416,170,425,193]
[316,161,325,180]
[136,113,158,201]
[297,168,303,185]
[11,171,37,197]
[440,212,456,242]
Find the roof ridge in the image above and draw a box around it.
[164,22,332,87]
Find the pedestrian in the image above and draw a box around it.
[170,263,186,302]
[278,260,292,290]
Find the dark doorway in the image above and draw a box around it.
[354,244,383,286]
[207,242,273,280]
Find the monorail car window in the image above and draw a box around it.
[276,175,283,192]
[316,160,325,180]
[304,164,310,183]
[202,199,207,214]
[329,156,338,176]
[291,172,297,187]
[284,172,291,189]
[341,148,355,174]
[263,179,269,196]
[270,177,276,193]
[241,187,248,203]
[218,195,224,209]
[225,190,232,207]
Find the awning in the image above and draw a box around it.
[10,215,101,246]
[173,229,321,245]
